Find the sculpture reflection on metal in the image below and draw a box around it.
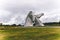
[24,11,44,27]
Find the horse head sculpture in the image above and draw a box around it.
[24,11,44,27]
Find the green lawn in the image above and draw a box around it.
[0,26,60,40]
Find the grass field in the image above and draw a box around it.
[0,26,60,40]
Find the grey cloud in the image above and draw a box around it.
[0,0,60,24]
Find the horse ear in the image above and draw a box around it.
[29,11,32,13]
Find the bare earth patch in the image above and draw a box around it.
[0,34,6,40]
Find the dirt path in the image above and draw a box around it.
[0,34,6,40]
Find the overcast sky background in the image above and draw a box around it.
[0,0,60,25]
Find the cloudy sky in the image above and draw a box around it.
[0,0,60,25]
